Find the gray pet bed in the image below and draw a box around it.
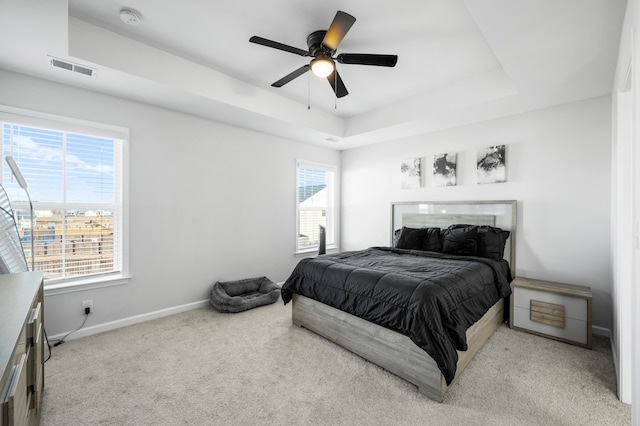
[210,276,280,313]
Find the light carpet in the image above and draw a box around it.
[41,297,631,425]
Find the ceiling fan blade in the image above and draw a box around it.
[337,53,398,67]
[326,69,348,98]
[250,36,310,57]
[322,11,356,52]
[271,65,310,87]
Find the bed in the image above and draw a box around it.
[281,200,517,402]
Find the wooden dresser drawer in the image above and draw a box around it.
[0,272,45,426]
[1,353,30,426]
[510,277,592,349]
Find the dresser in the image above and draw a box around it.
[510,277,592,349]
[0,272,45,426]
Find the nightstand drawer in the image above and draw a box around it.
[509,277,592,349]
[512,306,588,345]
[513,287,588,322]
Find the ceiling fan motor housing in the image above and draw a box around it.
[307,30,333,57]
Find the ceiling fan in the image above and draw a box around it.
[249,11,398,98]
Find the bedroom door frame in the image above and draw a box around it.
[632,27,640,420]
[616,71,633,405]
[614,26,640,410]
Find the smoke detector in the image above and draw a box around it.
[119,8,141,25]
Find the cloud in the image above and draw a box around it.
[10,134,114,175]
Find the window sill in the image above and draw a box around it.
[44,274,131,296]
[295,246,339,257]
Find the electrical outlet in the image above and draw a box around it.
[82,300,93,314]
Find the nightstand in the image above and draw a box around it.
[510,277,592,349]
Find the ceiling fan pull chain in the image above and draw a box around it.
[334,71,338,110]
[308,72,311,110]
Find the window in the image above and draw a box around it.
[296,160,335,253]
[0,107,128,288]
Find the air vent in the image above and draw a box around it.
[49,56,96,77]
[73,64,93,76]
[51,59,72,71]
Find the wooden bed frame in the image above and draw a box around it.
[291,200,517,402]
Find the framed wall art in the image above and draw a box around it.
[477,145,506,184]
[400,157,421,189]
[433,153,457,187]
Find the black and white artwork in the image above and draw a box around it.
[400,157,421,189]
[477,145,506,184]
[433,153,457,187]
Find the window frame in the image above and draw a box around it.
[295,159,336,255]
[0,105,130,294]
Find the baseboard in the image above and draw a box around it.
[610,333,621,398]
[592,325,625,402]
[592,325,611,337]
[48,299,211,343]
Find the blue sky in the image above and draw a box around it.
[2,124,115,204]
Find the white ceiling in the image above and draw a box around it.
[0,0,628,149]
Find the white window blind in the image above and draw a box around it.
[296,161,335,252]
[1,120,124,283]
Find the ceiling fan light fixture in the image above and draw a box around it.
[310,57,334,78]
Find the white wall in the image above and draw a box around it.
[341,96,613,330]
[0,69,340,337]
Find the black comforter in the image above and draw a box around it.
[281,247,512,385]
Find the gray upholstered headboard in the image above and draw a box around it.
[391,200,517,277]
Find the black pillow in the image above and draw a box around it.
[422,227,442,252]
[395,227,429,250]
[395,227,442,251]
[477,226,510,260]
[441,225,478,256]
